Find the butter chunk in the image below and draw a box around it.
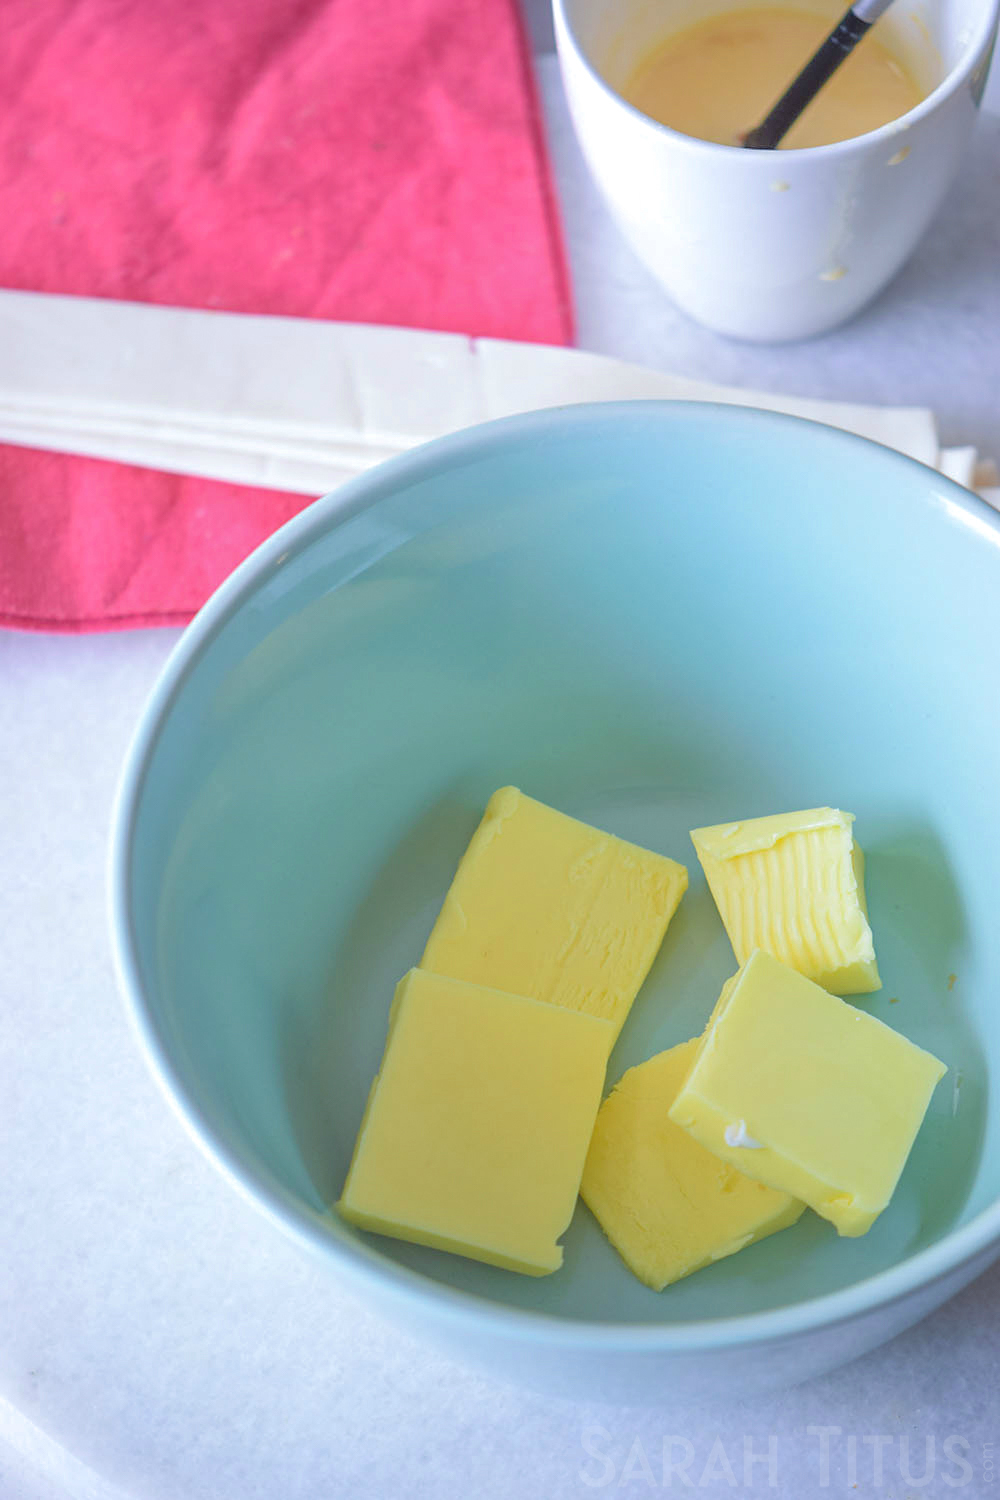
[421,787,688,1041]
[690,807,880,993]
[581,1039,804,1290]
[669,951,946,1236]
[338,969,612,1275]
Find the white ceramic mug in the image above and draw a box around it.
[554,0,999,340]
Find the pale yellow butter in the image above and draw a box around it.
[668,951,946,1236]
[421,787,688,1041]
[581,1038,804,1290]
[338,969,612,1275]
[690,807,880,993]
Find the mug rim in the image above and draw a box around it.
[553,0,1000,160]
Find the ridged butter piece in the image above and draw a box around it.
[690,807,880,994]
[338,969,613,1275]
[421,787,688,1042]
[668,951,946,1237]
[581,1039,804,1290]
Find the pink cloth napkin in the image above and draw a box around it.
[0,0,573,631]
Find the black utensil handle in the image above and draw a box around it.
[742,6,872,150]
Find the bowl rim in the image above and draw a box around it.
[109,399,1000,1353]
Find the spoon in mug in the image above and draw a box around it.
[740,0,898,148]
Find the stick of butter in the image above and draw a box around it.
[581,1039,804,1290]
[690,807,880,994]
[338,969,613,1275]
[421,787,688,1042]
[668,951,946,1236]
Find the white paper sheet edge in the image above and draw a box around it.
[0,288,988,498]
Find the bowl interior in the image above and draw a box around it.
[122,403,1000,1326]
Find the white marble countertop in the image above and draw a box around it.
[3,20,999,1500]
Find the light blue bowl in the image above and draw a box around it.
[111,402,1000,1401]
